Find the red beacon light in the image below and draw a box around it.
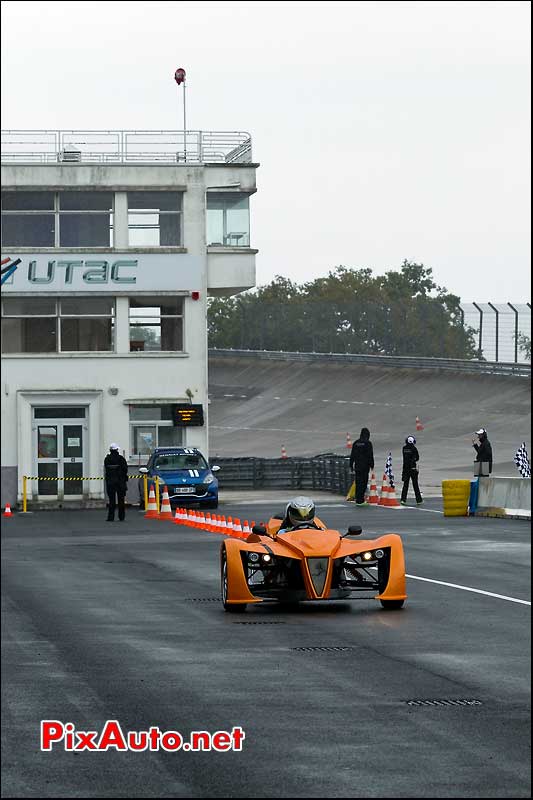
[191,291,200,301]
[174,68,186,85]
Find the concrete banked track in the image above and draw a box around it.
[208,352,531,492]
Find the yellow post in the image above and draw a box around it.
[155,476,160,512]
[23,476,28,513]
[143,473,148,510]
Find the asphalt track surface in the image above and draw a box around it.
[2,495,530,798]
[208,355,531,492]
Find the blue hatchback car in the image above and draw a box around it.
[139,447,220,509]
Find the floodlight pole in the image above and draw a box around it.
[174,68,187,162]
[182,80,187,162]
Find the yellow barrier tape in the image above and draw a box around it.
[23,475,145,481]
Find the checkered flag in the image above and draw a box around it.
[385,452,395,488]
[514,442,531,478]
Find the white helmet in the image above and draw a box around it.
[406,436,416,445]
[286,496,315,527]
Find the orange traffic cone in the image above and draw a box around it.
[379,482,401,507]
[416,416,424,431]
[368,472,379,505]
[158,486,174,520]
[281,446,288,459]
[219,516,227,535]
[144,487,159,519]
[346,433,352,449]
[3,503,13,517]
[233,518,243,539]
[242,520,251,537]
[377,474,389,506]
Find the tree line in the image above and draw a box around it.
[208,261,479,359]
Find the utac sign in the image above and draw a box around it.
[1,254,202,293]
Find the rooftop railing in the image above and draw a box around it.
[1,130,253,165]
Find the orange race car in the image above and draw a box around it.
[220,496,407,613]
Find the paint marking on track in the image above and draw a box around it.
[405,574,531,606]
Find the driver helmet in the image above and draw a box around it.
[405,436,416,444]
[286,496,315,527]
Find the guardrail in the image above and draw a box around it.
[214,456,352,496]
[1,130,253,165]
[209,348,531,377]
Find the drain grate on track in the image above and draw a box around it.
[291,646,358,652]
[406,699,483,707]
[233,621,286,625]
[185,598,221,602]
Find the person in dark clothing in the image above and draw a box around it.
[472,427,493,474]
[349,427,374,506]
[104,443,129,521]
[400,436,423,506]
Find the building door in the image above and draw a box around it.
[33,407,87,499]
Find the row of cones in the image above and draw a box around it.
[355,471,401,508]
[143,485,257,539]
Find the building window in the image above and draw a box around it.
[58,192,113,247]
[127,192,182,246]
[206,192,250,247]
[1,191,113,248]
[129,296,184,352]
[1,297,114,353]
[1,191,55,247]
[129,404,184,460]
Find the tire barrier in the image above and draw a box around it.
[213,456,352,496]
[442,479,471,517]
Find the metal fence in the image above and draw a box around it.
[214,456,352,496]
[460,303,530,364]
[0,130,253,165]
[209,348,531,377]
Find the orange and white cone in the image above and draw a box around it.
[368,472,379,505]
[233,518,243,538]
[173,507,181,524]
[219,516,227,535]
[144,487,159,519]
[416,416,424,431]
[3,503,13,517]
[242,520,251,537]
[379,482,401,507]
[158,486,174,520]
[377,474,389,505]
[346,433,352,449]
[281,446,288,459]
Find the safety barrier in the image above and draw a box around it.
[213,456,352,496]
[209,348,531,377]
[21,474,149,513]
[475,477,531,519]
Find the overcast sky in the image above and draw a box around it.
[1,0,530,302]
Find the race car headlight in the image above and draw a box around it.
[248,552,260,563]
[204,474,215,484]
[362,551,373,561]
[374,549,384,559]
[261,554,273,564]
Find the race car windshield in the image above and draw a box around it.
[153,454,208,471]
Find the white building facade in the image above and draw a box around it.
[1,130,258,506]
